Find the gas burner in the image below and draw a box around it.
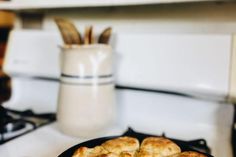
[3,119,26,133]
[0,105,55,144]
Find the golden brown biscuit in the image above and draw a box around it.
[120,151,138,157]
[72,146,109,157]
[168,151,207,157]
[138,137,181,157]
[100,153,119,157]
[101,136,140,155]
[72,136,205,157]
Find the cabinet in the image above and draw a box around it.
[0,11,14,27]
[0,0,231,10]
[0,11,14,68]
[0,11,13,103]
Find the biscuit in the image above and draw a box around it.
[168,151,207,157]
[72,146,109,157]
[138,137,181,157]
[101,136,140,155]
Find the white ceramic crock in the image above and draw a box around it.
[57,44,115,137]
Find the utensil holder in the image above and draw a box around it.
[57,44,115,137]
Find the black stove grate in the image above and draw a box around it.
[0,106,56,144]
[123,128,211,155]
[232,105,236,157]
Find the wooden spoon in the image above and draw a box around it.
[84,26,93,45]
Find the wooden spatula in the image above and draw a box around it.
[98,27,112,44]
[84,26,93,45]
[55,17,82,45]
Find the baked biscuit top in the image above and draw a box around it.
[169,151,207,157]
[138,137,181,157]
[101,136,140,155]
[72,146,109,157]
[72,136,208,157]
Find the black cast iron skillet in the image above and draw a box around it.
[58,128,213,157]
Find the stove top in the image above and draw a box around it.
[0,106,56,144]
[0,89,234,157]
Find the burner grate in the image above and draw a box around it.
[123,127,211,155]
[0,106,56,144]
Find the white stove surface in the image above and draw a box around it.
[1,89,234,157]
